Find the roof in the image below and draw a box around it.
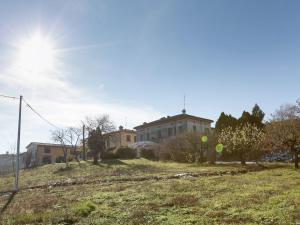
[104,129,136,136]
[134,113,214,130]
[26,142,73,149]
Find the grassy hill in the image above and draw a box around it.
[0,159,299,225]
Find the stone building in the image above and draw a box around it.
[105,126,136,149]
[134,110,213,143]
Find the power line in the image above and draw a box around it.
[22,98,61,130]
[0,94,18,100]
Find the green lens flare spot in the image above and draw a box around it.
[201,135,208,143]
[216,144,223,153]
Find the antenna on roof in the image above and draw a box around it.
[182,94,186,114]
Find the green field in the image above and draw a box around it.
[0,159,299,225]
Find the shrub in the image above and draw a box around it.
[159,132,217,163]
[101,151,116,160]
[72,201,96,217]
[140,148,157,160]
[159,134,198,163]
[114,147,137,159]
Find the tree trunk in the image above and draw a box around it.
[63,151,68,166]
[93,151,99,164]
[93,157,98,164]
[209,149,217,164]
[291,146,299,169]
[295,150,299,169]
[240,152,246,165]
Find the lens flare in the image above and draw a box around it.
[201,135,208,143]
[216,144,223,153]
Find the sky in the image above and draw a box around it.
[0,0,300,153]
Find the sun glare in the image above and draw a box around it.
[17,32,55,73]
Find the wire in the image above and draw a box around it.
[0,94,18,100]
[22,98,61,130]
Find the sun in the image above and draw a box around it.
[17,32,55,73]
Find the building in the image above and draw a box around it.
[26,142,76,166]
[134,110,213,143]
[105,126,137,149]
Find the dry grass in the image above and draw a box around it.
[0,159,299,225]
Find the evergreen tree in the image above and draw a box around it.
[87,127,105,164]
[238,111,252,126]
[215,112,238,132]
[251,104,265,128]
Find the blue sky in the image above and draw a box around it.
[0,0,300,153]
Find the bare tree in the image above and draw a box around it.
[266,102,300,169]
[51,129,70,166]
[85,115,115,133]
[64,127,82,162]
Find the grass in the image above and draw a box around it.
[0,159,253,191]
[0,159,299,224]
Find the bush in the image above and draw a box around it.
[159,132,215,163]
[159,134,197,163]
[101,151,116,160]
[140,148,157,160]
[72,201,96,217]
[56,156,65,163]
[114,147,137,159]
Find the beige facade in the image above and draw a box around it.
[134,111,213,143]
[105,126,136,149]
[26,142,76,166]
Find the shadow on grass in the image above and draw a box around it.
[0,191,16,215]
[99,159,128,166]
[128,164,160,173]
[53,165,75,174]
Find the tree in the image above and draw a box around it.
[87,127,105,164]
[85,115,115,164]
[251,104,265,128]
[64,127,82,162]
[238,105,265,128]
[218,123,265,165]
[51,128,71,166]
[215,112,238,132]
[266,103,300,169]
[238,111,252,126]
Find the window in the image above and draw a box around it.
[146,133,150,141]
[178,126,183,133]
[168,127,173,136]
[134,136,137,142]
[157,130,162,138]
[126,135,131,142]
[193,125,197,132]
[44,146,51,153]
[140,134,144,141]
[42,155,51,164]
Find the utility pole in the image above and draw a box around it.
[82,124,86,160]
[15,95,22,192]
